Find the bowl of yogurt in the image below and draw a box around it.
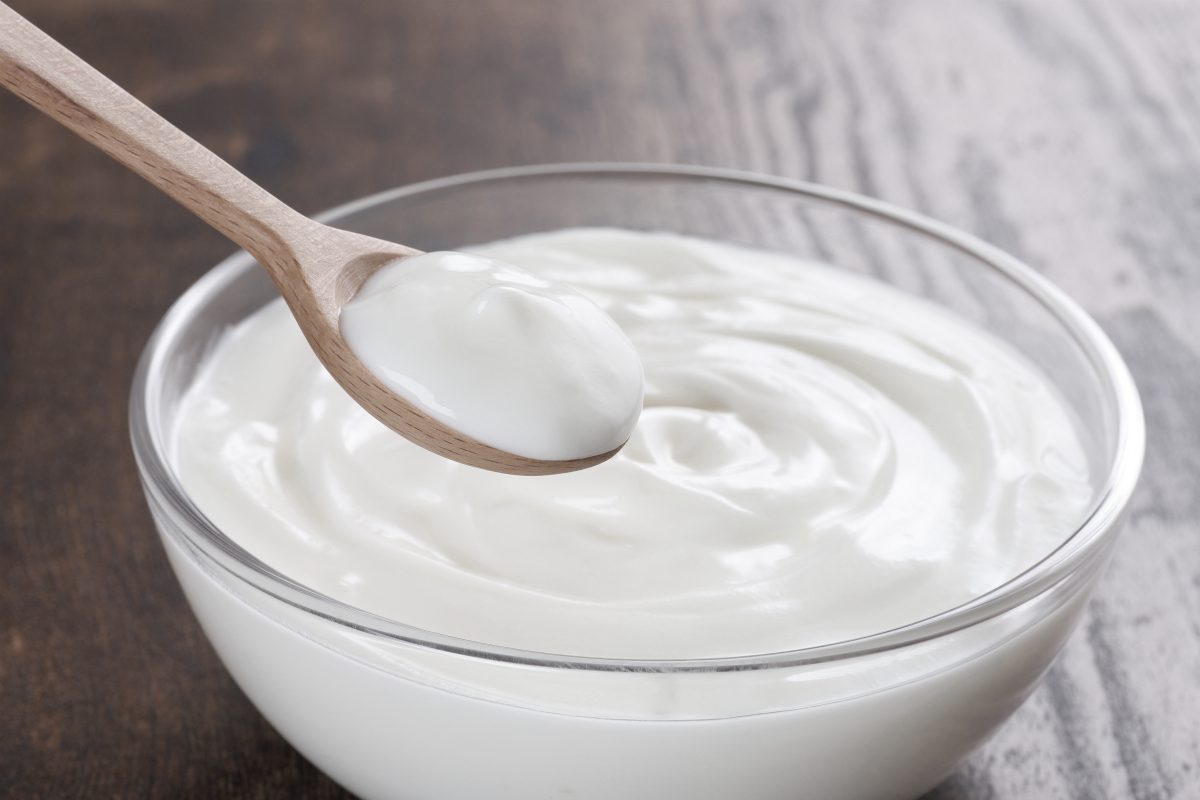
[131,163,1144,800]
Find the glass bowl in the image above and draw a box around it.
[130,164,1144,800]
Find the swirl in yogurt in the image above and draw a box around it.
[174,228,1095,659]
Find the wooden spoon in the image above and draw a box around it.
[0,3,619,475]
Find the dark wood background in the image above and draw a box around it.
[1,1,1196,797]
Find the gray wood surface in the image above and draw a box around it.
[0,0,1196,797]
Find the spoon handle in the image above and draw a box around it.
[0,2,313,267]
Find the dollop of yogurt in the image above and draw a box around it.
[175,228,1096,659]
[339,251,644,461]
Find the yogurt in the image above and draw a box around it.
[339,251,644,461]
[174,228,1095,660]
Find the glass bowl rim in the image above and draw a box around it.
[130,162,1145,673]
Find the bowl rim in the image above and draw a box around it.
[130,162,1146,673]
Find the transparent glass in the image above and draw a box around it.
[130,164,1144,800]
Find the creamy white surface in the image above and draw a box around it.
[339,250,643,461]
[175,228,1095,659]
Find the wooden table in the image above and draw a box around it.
[2,1,1196,797]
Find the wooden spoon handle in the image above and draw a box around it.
[0,2,312,266]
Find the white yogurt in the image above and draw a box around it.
[174,228,1095,661]
[339,250,644,461]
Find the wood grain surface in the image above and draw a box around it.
[1,0,1196,797]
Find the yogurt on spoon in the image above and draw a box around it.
[339,251,644,463]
